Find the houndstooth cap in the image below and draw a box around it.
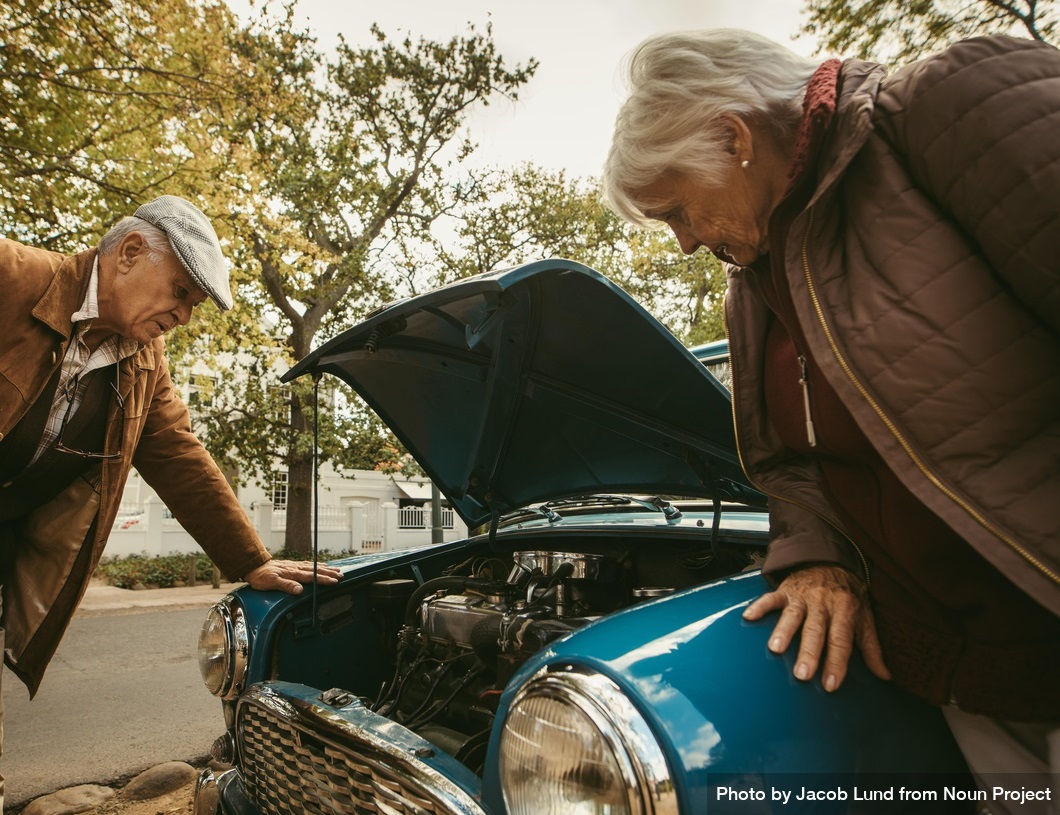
[133,196,234,311]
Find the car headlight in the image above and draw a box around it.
[198,598,247,699]
[498,666,677,815]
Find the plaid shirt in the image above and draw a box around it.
[31,257,141,464]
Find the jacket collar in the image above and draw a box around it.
[787,59,842,187]
[30,246,159,374]
[807,58,888,208]
[31,248,96,341]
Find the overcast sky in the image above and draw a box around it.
[233,0,820,179]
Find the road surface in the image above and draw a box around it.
[1,606,224,809]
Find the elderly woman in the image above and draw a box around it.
[604,28,1060,806]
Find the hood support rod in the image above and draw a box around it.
[312,373,321,630]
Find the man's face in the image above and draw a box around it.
[102,232,209,344]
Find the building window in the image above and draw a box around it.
[269,385,292,425]
[188,374,219,408]
[269,471,289,510]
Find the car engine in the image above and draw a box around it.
[364,550,674,772]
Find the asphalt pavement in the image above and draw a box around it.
[75,578,235,616]
[2,579,239,810]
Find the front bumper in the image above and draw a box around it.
[195,767,267,815]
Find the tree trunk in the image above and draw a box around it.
[283,391,315,554]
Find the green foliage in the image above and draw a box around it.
[96,552,218,589]
[233,17,539,360]
[223,14,536,550]
[96,549,356,587]
[2,1,534,552]
[182,352,420,487]
[430,165,728,345]
[802,0,1057,63]
[0,0,299,435]
[0,0,258,246]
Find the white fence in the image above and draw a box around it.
[398,505,456,529]
[105,497,467,560]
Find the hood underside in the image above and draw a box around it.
[285,259,763,528]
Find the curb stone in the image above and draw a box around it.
[21,785,115,815]
[18,761,199,815]
[120,762,198,801]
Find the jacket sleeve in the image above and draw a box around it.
[761,496,865,586]
[873,36,1060,334]
[131,350,271,581]
[725,273,867,586]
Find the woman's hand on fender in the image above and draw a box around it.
[742,564,891,692]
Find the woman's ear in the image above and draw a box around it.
[721,114,755,165]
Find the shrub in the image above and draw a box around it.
[96,552,218,589]
[96,549,356,589]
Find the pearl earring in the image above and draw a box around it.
[741,160,750,169]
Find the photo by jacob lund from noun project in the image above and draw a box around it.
[713,781,1054,808]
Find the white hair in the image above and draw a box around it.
[603,29,820,225]
[98,217,174,263]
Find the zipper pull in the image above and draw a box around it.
[798,355,817,447]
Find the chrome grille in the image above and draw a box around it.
[237,687,483,815]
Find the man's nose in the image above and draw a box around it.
[174,302,193,326]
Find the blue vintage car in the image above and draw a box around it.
[193,259,969,815]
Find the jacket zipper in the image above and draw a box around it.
[724,304,870,585]
[798,355,817,447]
[799,208,1059,586]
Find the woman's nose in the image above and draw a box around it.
[670,223,701,255]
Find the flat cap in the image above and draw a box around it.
[133,195,234,310]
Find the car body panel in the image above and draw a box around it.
[284,259,763,528]
[480,572,967,812]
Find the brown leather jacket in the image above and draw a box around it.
[0,239,271,695]
[724,37,1060,619]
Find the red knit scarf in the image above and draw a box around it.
[787,59,842,186]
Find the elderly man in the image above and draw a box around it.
[0,195,341,804]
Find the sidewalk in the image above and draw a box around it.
[77,578,235,616]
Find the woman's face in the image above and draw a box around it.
[636,167,776,267]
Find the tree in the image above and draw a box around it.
[429,164,728,346]
[0,0,265,246]
[229,19,537,551]
[184,352,418,489]
[802,0,1057,62]
[0,0,306,427]
[1,2,534,552]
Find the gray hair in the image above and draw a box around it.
[604,29,820,225]
[98,217,174,264]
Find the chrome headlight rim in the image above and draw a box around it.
[499,664,677,815]
[198,597,248,700]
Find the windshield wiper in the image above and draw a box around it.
[541,495,632,510]
[546,494,681,520]
[505,494,682,524]
[503,504,564,524]
[628,495,682,521]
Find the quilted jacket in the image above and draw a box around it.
[0,240,271,695]
[724,36,1060,624]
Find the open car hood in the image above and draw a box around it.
[284,259,764,528]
